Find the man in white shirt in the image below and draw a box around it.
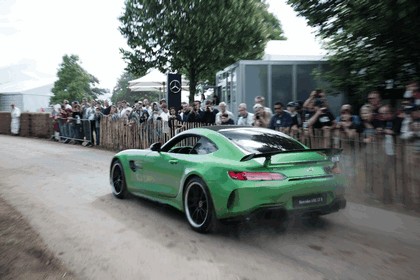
[254,96,272,119]
[237,103,254,126]
[10,103,21,135]
[215,102,234,125]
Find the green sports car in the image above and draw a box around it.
[110,126,346,233]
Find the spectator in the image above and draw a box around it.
[254,96,272,119]
[148,102,161,122]
[237,103,254,126]
[200,100,218,124]
[63,99,72,110]
[109,105,120,122]
[188,100,203,123]
[70,103,83,144]
[154,103,169,135]
[10,103,21,136]
[215,102,234,125]
[129,102,149,125]
[102,100,111,115]
[120,100,132,119]
[286,101,302,138]
[269,102,292,133]
[58,104,71,143]
[400,104,419,144]
[358,104,376,143]
[94,106,103,145]
[376,104,402,137]
[253,103,270,128]
[220,113,235,125]
[307,98,336,147]
[303,89,325,111]
[50,104,61,141]
[334,104,360,146]
[143,99,152,115]
[367,90,382,121]
[375,104,403,158]
[180,103,192,122]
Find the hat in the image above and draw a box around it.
[287,101,297,107]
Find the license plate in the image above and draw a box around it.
[293,193,326,208]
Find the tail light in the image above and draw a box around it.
[324,155,341,174]
[228,171,286,181]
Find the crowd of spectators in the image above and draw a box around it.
[50,82,420,152]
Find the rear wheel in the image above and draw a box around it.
[184,178,216,233]
[110,160,128,199]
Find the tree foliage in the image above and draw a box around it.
[287,0,420,98]
[50,54,107,104]
[119,0,284,103]
[111,71,160,105]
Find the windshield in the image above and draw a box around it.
[219,129,305,154]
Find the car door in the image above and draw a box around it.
[139,135,200,198]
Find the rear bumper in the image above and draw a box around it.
[220,197,346,223]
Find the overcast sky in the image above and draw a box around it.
[0,0,322,91]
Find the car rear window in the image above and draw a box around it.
[219,129,305,154]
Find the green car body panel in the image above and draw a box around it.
[110,126,346,222]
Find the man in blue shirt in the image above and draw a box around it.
[269,102,292,133]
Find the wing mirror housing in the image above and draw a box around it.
[150,142,162,152]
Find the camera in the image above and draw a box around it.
[315,89,323,98]
[256,115,260,120]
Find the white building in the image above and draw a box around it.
[0,84,53,112]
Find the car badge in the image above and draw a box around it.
[307,167,313,172]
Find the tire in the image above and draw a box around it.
[184,177,216,233]
[110,160,128,199]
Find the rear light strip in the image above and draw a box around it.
[228,171,286,181]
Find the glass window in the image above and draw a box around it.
[162,135,217,155]
[244,65,268,107]
[219,128,305,154]
[271,65,293,105]
[296,64,321,102]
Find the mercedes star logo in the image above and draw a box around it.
[169,80,181,94]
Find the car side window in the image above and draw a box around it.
[164,135,199,154]
[191,137,217,155]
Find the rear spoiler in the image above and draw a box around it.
[240,148,342,167]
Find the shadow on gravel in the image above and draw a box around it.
[92,192,337,241]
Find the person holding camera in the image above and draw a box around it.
[252,104,270,128]
[269,102,292,133]
[333,104,360,147]
[303,89,325,110]
[200,100,219,124]
[307,99,336,147]
[186,101,202,123]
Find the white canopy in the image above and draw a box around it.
[129,69,189,92]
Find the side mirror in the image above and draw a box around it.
[150,142,162,152]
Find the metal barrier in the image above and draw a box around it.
[56,118,94,145]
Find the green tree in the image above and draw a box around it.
[50,54,107,104]
[119,0,284,103]
[287,0,420,98]
[111,71,160,105]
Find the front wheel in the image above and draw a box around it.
[110,160,128,199]
[184,178,216,233]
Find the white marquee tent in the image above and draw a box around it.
[128,69,190,102]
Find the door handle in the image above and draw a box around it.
[169,159,178,165]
